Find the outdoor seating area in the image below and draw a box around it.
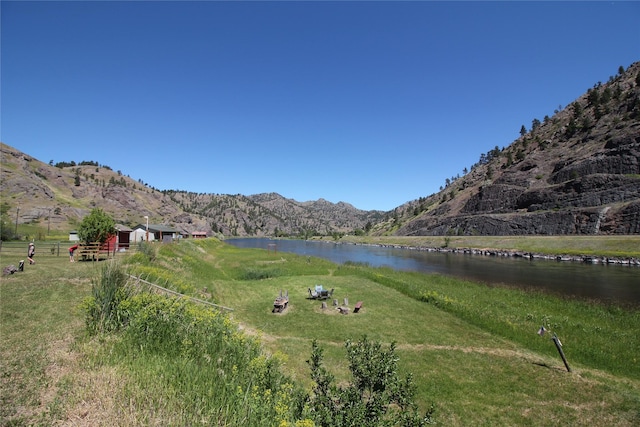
[271,285,363,315]
[307,285,334,300]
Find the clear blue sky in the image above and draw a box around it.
[2,1,638,211]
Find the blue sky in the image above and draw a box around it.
[2,1,639,211]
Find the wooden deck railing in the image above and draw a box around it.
[76,242,117,261]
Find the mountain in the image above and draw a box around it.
[2,62,639,239]
[0,143,385,238]
[371,62,640,236]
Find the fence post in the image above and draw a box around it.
[552,333,571,372]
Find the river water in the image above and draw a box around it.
[226,238,640,307]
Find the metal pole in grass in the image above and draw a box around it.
[552,333,571,372]
[538,326,571,372]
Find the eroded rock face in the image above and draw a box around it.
[400,210,601,236]
[391,63,640,236]
[402,166,639,236]
[600,201,640,234]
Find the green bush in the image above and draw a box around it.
[305,337,435,426]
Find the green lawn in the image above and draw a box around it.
[2,238,639,426]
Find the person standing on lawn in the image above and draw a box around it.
[69,244,79,262]
[27,242,35,264]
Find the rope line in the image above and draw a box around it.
[127,274,234,312]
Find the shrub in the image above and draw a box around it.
[305,337,435,426]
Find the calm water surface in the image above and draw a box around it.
[226,238,640,307]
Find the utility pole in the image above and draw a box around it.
[15,207,19,236]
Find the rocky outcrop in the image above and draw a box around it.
[401,209,603,236]
[387,62,640,236]
[550,136,640,183]
[516,175,640,211]
[601,201,640,234]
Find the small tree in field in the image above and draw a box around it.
[306,336,435,426]
[78,208,116,244]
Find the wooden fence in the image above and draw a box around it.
[0,241,63,260]
[0,240,125,262]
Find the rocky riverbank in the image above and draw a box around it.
[344,242,640,266]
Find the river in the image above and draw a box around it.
[226,238,640,307]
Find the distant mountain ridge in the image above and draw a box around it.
[0,143,384,238]
[2,62,639,238]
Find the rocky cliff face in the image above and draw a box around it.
[382,62,640,236]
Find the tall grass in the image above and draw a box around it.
[83,260,134,334]
[110,293,308,426]
[334,264,640,379]
[83,257,312,426]
[146,239,639,379]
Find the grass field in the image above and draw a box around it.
[1,238,639,426]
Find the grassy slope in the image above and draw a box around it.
[1,238,639,426]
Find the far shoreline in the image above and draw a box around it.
[312,235,640,266]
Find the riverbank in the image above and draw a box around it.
[326,235,640,266]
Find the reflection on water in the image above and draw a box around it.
[226,238,640,306]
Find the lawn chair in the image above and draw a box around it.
[354,301,363,313]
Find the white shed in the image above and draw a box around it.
[130,226,155,243]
